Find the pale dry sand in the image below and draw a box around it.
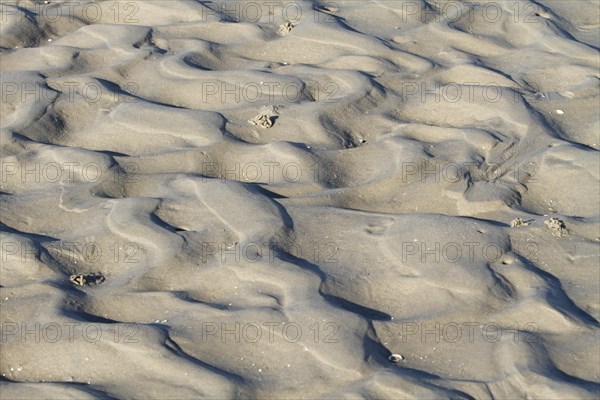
[1,0,599,399]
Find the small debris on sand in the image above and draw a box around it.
[249,114,274,129]
[544,218,568,237]
[510,218,532,227]
[278,22,296,35]
[388,354,404,363]
[70,273,106,286]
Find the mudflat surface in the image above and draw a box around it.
[1,1,599,399]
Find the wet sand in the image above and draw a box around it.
[1,0,599,398]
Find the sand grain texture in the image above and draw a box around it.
[1,0,599,399]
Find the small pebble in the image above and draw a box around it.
[388,354,404,363]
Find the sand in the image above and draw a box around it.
[1,0,599,399]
